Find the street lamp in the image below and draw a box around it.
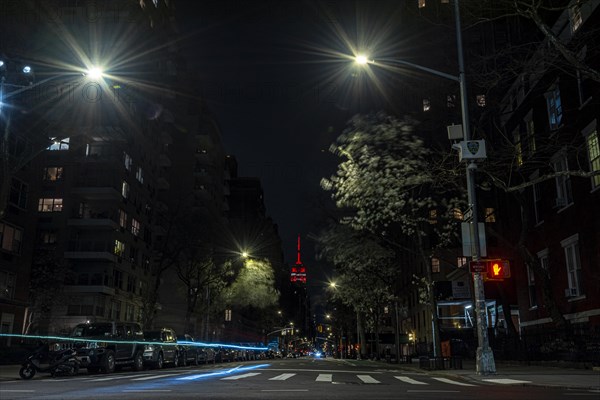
[352,0,495,375]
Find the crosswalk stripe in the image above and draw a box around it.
[395,376,428,385]
[269,373,296,381]
[357,375,380,384]
[432,377,476,386]
[221,372,261,380]
[131,374,180,381]
[91,374,152,382]
[483,378,532,384]
[316,374,332,382]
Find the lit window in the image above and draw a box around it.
[485,208,496,223]
[124,152,133,171]
[114,240,125,257]
[0,222,23,253]
[119,209,127,228]
[40,230,58,244]
[131,218,140,236]
[552,154,573,207]
[428,209,437,224]
[561,234,583,297]
[476,95,486,107]
[136,167,144,184]
[418,0,426,8]
[9,178,28,209]
[38,198,63,212]
[431,258,440,273]
[0,270,16,299]
[585,130,600,189]
[47,137,70,151]
[513,128,523,167]
[43,167,64,181]
[457,257,467,268]
[546,84,563,130]
[122,181,130,199]
[570,2,582,33]
[452,208,463,220]
[422,98,431,112]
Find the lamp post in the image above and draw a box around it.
[353,0,495,375]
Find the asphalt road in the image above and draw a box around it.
[0,357,597,400]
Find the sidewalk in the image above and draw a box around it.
[341,358,600,390]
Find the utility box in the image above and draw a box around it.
[454,140,487,162]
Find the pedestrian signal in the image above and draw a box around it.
[485,259,511,280]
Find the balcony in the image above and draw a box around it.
[68,215,119,229]
[64,285,115,296]
[65,240,117,262]
[71,187,121,201]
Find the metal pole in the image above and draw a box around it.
[454,0,495,375]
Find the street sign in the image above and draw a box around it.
[463,208,473,222]
[469,260,487,273]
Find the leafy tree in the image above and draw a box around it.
[322,112,465,357]
[223,258,279,309]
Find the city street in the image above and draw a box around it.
[1,357,598,400]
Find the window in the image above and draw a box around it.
[418,0,426,8]
[546,84,563,130]
[114,240,125,257]
[135,167,144,184]
[129,246,139,266]
[452,208,463,220]
[110,300,122,320]
[484,208,496,223]
[431,258,440,273]
[561,234,583,297]
[428,209,437,224]
[476,94,486,107]
[422,98,431,112]
[9,179,28,209]
[585,130,600,189]
[513,128,523,167]
[126,303,135,322]
[526,265,537,308]
[119,209,127,228]
[552,154,573,207]
[121,181,130,199]
[47,137,70,151]
[0,271,16,299]
[113,270,123,290]
[570,2,582,33]
[124,152,133,171]
[525,111,536,156]
[43,167,64,181]
[39,230,58,245]
[38,198,63,212]
[447,94,456,108]
[126,276,136,293]
[0,223,23,253]
[130,218,140,236]
[457,257,467,268]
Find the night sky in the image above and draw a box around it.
[175,0,442,295]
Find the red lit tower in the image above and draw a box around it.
[290,235,306,284]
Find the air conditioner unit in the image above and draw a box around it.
[564,288,577,297]
[555,197,567,208]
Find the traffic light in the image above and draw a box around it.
[485,259,511,280]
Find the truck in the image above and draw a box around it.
[71,322,145,374]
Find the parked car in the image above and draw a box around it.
[71,322,145,374]
[215,346,234,363]
[143,328,179,369]
[176,334,201,366]
[198,347,216,364]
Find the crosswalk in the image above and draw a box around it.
[38,370,530,387]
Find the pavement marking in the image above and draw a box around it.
[261,389,309,392]
[0,390,36,393]
[316,373,332,382]
[91,374,152,382]
[483,378,532,385]
[395,376,428,385]
[269,373,296,380]
[122,389,172,392]
[257,368,383,374]
[221,372,261,380]
[357,375,380,384]
[131,373,180,381]
[432,377,476,386]
[407,390,460,393]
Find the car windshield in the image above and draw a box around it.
[144,331,162,341]
[72,324,112,337]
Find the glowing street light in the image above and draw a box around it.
[355,54,369,65]
[85,66,104,80]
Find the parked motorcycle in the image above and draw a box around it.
[19,342,81,380]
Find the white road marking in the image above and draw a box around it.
[408,390,460,393]
[91,374,152,381]
[269,373,296,380]
[395,376,429,385]
[357,375,380,384]
[483,378,532,385]
[0,390,36,393]
[432,377,476,386]
[221,372,261,380]
[131,373,180,381]
[122,390,172,392]
[316,373,332,382]
[261,389,309,392]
